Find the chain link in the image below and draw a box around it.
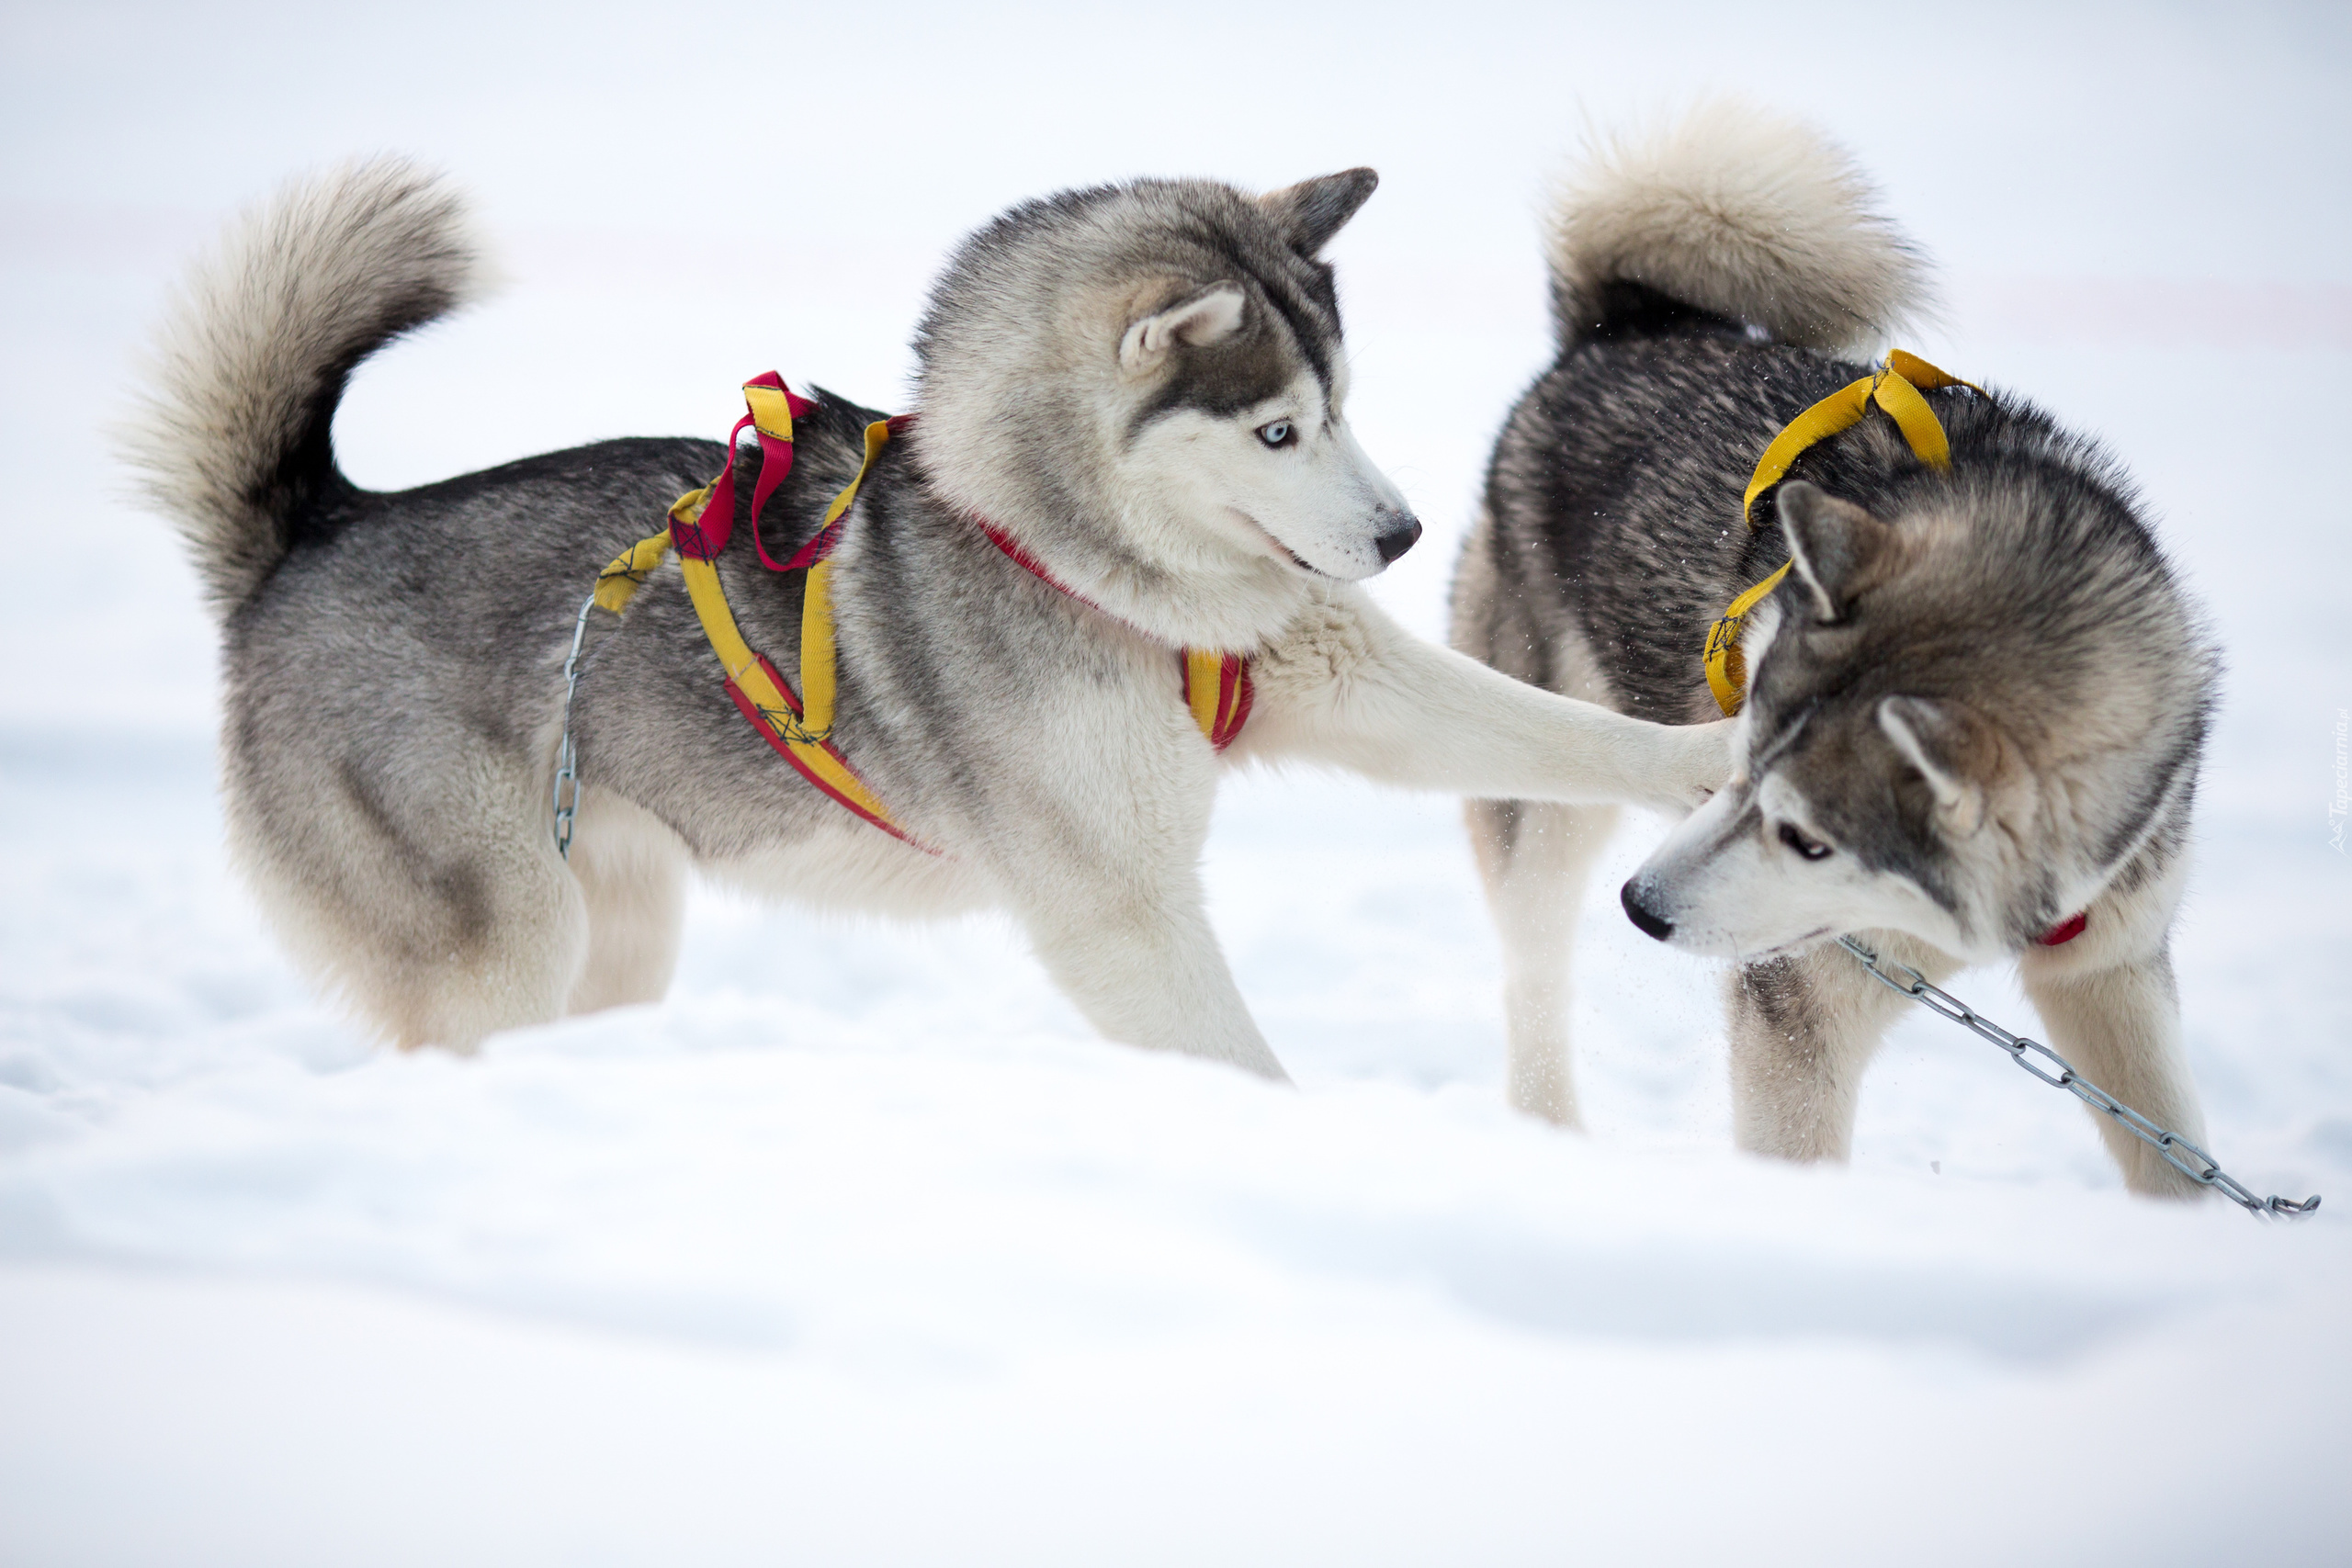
[1837,936,2321,1220]
[550,589,597,861]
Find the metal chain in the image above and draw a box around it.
[550,589,598,860]
[539,573,2316,1222]
[1838,936,2321,1220]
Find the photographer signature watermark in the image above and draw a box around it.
[2333,707,2348,853]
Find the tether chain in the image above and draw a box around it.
[1838,936,2320,1220]
[550,589,597,860]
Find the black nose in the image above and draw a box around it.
[1620,879,1674,942]
[1374,515,1422,565]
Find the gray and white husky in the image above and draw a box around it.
[132,160,1728,1076]
[1452,103,2217,1197]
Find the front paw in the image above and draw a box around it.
[1660,718,1736,814]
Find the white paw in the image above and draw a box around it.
[1668,718,1736,813]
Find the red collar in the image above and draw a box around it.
[977,520,1099,610]
[973,519,1254,752]
[2034,911,2088,946]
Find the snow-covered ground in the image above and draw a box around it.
[4,3,2349,1562]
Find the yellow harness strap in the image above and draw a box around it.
[1702,351,1983,715]
[594,405,912,842]
[586,380,1251,852]
[1183,648,1250,744]
[791,417,890,742]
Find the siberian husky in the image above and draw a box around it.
[1451,103,2217,1196]
[132,160,1728,1076]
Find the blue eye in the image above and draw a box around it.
[1257,420,1294,448]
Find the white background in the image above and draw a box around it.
[2,3,2348,1563]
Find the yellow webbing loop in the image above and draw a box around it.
[584,397,1253,845]
[585,417,901,829]
[673,554,897,827]
[594,529,675,615]
[799,560,841,740]
[1885,349,1984,400]
[1701,560,1797,716]
[1737,374,1874,531]
[796,420,890,739]
[741,380,797,444]
[1703,352,1982,715]
[1185,649,1225,739]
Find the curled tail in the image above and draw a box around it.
[1544,99,1932,354]
[128,158,487,617]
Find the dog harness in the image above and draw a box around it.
[1702,353,2089,949]
[1702,350,1982,718]
[585,374,1251,848]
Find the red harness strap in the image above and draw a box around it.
[634,377,927,848]
[701,393,1253,754]
[2035,911,2089,946]
[974,522,1254,752]
[668,372,809,569]
[623,377,1253,855]
[1194,649,1255,751]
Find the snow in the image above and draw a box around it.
[4,2,2350,1562]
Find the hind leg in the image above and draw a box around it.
[226,732,588,1051]
[1468,800,1618,1127]
[563,789,689,1015]
[1727,931,1958,1162]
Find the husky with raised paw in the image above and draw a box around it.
[133,161,1729,1075]
[1451,102,2216,1196]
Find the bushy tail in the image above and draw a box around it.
[127,158,486,618]
[1544,99,1932,354]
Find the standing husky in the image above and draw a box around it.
[132,160,1728,1076]
[1452,104,2217,1196]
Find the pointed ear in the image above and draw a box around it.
[1258,168,1378,255]
[1778,481,1894,621]
[1119,284,1247,376]
[1878,695,1986,835]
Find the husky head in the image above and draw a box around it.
[911,171,1417,648]
[1622,450,2215,965]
